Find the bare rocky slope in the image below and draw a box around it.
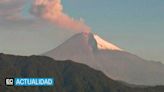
[44,32,164,85]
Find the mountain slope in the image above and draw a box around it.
[44,33,98,68]
[0,53,164,92]
[44,32,164,85]
[94,34,122,50]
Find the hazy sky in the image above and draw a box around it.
[62,0,164,62]
[0,0,163,62]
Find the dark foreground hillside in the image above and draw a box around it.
[0,53,163,92]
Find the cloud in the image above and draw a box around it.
[31,0,90,32]
[0,0,11,3]
[0,0,90,32]
[0,0,26,20]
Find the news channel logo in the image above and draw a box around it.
[5,78,14,86]
[5,78,55,86]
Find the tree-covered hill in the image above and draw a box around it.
[0,53,163,92]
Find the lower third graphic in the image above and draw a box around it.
[5,78,55,86]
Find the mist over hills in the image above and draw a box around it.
[0,53,164,92]
[44,32,164,85]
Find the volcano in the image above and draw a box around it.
[44,32,164,85]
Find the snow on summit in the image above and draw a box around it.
[93,34,122,51]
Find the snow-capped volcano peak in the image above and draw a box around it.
[93,34,122,51]
[44,32,164,85]
[80,32,122,51]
